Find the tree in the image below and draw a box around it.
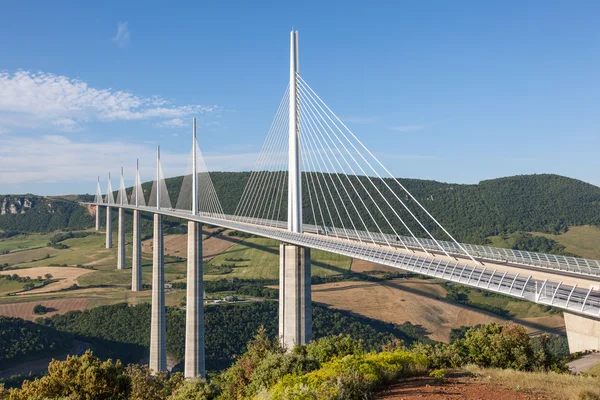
[9,351,130,400]
[33,304,47,315]
[44,273,53,280]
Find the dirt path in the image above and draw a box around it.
[376,373,549,399]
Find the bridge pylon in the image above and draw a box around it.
[279,30,312,350]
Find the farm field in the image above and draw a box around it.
[0,298,88,321]
[0,266,93,294]
[312,278,565,342]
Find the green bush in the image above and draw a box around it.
[429,368,446,382]
[268,350,428,400]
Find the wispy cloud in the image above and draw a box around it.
[113,21,131,48]
[389,122,432,133]
[153,118,187,128]
[340,116,378,125]
[0,71,220,133]
[0,134,260,187]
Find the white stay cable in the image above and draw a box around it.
[237,89,289,221]
[299,125,332,237]
[237,92,288,221]
[300,89,393,248]
[298,75,478,263]
[299,102,352,240]
[299,84,415,252]
[235,85,289,219]
[299,96,362,243]
[246,103,289,224]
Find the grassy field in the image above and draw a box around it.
[535,225,600,260]
[0,280,29,296]
[206,237,351,280]
[0,233,52,254]
[487,225,600,260]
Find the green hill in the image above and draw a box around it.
[2,173,599,245]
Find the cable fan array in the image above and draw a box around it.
[176,141,224,216]
[234,74,475,261]
[98,144,223,217]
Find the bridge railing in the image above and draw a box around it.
[225,213,600,278]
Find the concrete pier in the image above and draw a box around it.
[279,243,311,350]
[564,312,600,353]
[184,221,205,378]
[105,207,112,248]
[149,213,166,372]
[131,210,142,291]
[117,208,126,269]
[95,205,100,230]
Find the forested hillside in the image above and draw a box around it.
[156,173,600,243]
[2,174,599,245]
[0,196,92,232]
[35,301,425,371]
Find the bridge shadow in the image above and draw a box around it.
[202,233,566,337]
[205,234,351,275]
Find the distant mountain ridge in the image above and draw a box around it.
[1,174,599,244]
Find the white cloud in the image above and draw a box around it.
[390,123,431,133]
[0,135,259,189]
[0,71,220,133]
[154,118,187,128]
[113,21,131,48]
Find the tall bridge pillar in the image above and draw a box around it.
[279,31,311,349]
[131,210,142,291]
[185,221,205,378]
[117,208,126,269]
[149,213,166,372]
[564,312,600,353]
[95,205,100,230]
[279,243,311,349]
[105,207,112,248]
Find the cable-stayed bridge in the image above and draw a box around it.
[90,31,600,378]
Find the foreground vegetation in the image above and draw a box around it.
[0,301,427,376]
[1,323,591,400]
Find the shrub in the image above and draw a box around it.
[268,350,429,400]
[429,368,446,383]
[9,351,130,400]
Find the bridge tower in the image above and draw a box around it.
[184,118,206,378]
[117,167,126,270]
[106,173,112,249]
[95,176,101,231]
[131,160,142,292]
[150,146,167,372]
[279,30,312,350]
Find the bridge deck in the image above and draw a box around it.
[94,203,600,320]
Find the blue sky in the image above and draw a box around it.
[0,1,598,195]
